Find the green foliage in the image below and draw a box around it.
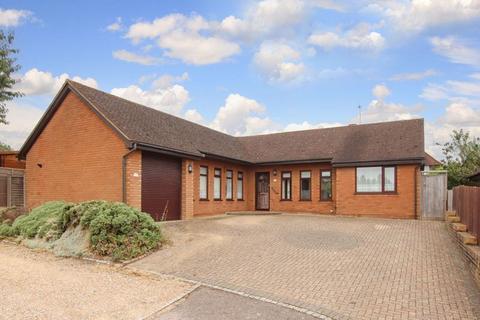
[0,223,15,238]
[12,201,72,240]
[0,141,11,150]
[2,200,163,261]
[72,201,163,261]
[440,129,480,188]
[0,31,23,125]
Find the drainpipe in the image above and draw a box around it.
[122,143,138,203]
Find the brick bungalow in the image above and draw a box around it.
[18,80,425,220]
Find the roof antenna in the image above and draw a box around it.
[358,105,362,124]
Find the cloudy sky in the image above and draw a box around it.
[1,0,480,159]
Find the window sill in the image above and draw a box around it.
[214,199,222,201]
[299,199,312,201]
[354,192,398,195]
[319,199,333,202]
[199,199,209,201]
[237,199,244,201]
[226,199,234,201]
[280,199,292,201]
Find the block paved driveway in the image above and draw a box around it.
[132,214,480,320]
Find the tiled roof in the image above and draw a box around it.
[19,80,426,165]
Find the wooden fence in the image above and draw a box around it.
[0,167,25,208]
[453,186,480,238]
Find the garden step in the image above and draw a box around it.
[458,232,478,245]
[446,210,457,217]
[446,215,461,223]
[451,223,467,232]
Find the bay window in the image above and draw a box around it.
[356,166,396,193]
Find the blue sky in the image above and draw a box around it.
[1,0,480,158]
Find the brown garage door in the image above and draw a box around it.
[141,151,181,221]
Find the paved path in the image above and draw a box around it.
[133,214,480,320]
[152,286,319,320]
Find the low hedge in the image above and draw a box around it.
[1,200,163,260]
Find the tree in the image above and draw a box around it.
[440,129,480,188]
[0,141,11,150]
[0,30,23,125]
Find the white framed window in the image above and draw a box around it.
[199,166,208,200]
[214,168,222,200]
[226,170,233,200]
[356,166,396,193]
[237,172,244,200]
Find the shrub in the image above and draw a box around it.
[12,201,72,240]
[6,200,163,261]
[0,223,15,238]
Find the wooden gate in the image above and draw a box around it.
[420,171,447,220]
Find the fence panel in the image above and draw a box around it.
[453,186,480,238]
[421,172,447,220]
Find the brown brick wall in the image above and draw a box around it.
[192,159,251,216]
[125,150,142,210]
[25,91,128,209]
[335,165,418,219]
[190,161,335,216]
[181,159,194,219]
[251,164,335,214]
[0,154,25,169]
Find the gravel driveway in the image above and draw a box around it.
[0,242,194,320]
[132,214,480,320]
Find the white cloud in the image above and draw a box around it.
[106,17,123,32]
[183,109,204,124]
[372,84,391,100]
[421,77,480,101]
[368,0,480,32]
[253,42,306,83]
[125,14,240,65]
[152,72,189,89]
[438,101,480,126]
[308,23,385,50]
[471,73,480,80]
[0,8,32,27]
[113,49,162,65]
[390,69,438,81]
[430,36,480,67]
[210,94,278,135]
[14,68,98,96]
[219,0,306,41]
[111,84,189,115]
[309,0,345,11]
[0,101,44,149]
[284,121,342,131]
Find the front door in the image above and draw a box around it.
[256,172,270,210]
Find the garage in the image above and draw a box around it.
[141,151,181,221]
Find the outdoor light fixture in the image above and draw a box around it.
[273,169,277,176]
[188,163,193,173]
[37,163,43,168]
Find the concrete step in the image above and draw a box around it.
[446,215,461,223]
[451,223,468,232]
[458,232,478,245]
[446,210,457,217]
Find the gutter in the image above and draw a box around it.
[122,143,137,203]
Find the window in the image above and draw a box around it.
[300,171,311,200]
[226,170,233,200]
[281,171,292,200]
[237,172,244,200]
[214,168,222,200]
[356,166,396,193]
[199,166,208,200]
[320,170,332,201]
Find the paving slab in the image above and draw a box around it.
[152,286,319,320]
[133,214,480,320]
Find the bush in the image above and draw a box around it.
[0,223,15,238]
[67,201,163,260]
[4,200,163,261]
[12,201,72,240]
